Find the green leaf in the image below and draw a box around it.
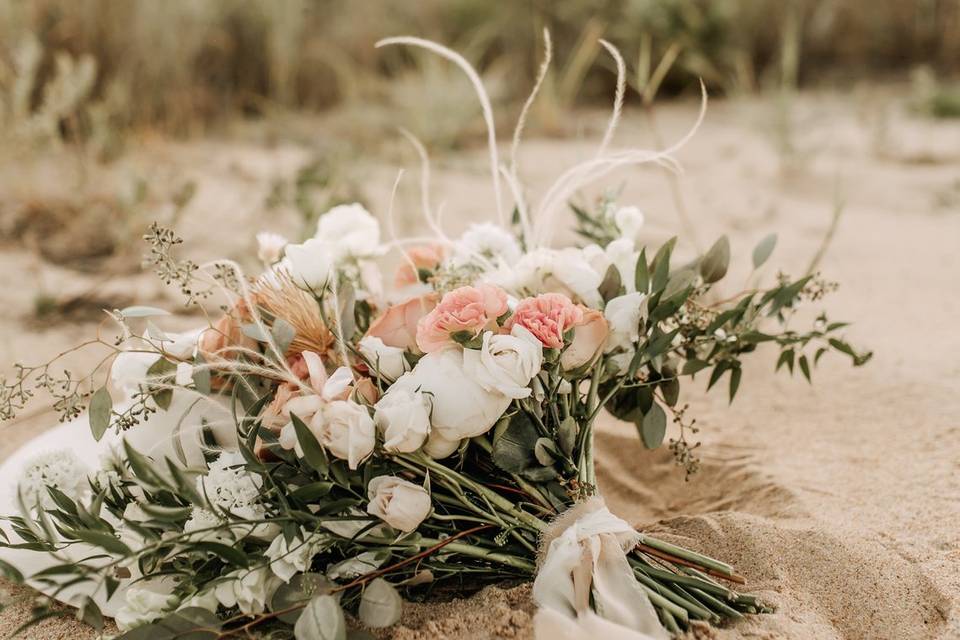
[119,306,171,319]
[292,413,330,475]
[295,595,346,640]
[598,264,623,303]
[729,367,742,402]
[798,355,812,383]
[358,578,402,628]
[272,318,297,355]
[195,542,250,568]
[639,403,667,449]
[192,354,211,395]
[663,269,697,301]
[534,438,560,466]
[557,417,578,457]
[650,237,676,293]
[153,607,222,639]
[146,358,177,411]
[700,235,730,283]
[66,528,131,555]
[0,558,23,582]
[272,574,335,624]
[241,323,271,342]
[88,387,113,442]
[660,374,680,407]
[752,233,778,269]
[291,482,335,502]
[491,412,538,473]
[634,248,649,293]
[76,596,104,632]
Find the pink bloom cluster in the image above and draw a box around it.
[416,284,508,353]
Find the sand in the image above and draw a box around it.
[1,91,958,639]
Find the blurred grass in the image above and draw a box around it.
[1,0,958,149]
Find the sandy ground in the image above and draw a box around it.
[1,92,958,639]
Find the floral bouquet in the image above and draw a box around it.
[0,37,869,639]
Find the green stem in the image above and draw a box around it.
[418,538,536,572]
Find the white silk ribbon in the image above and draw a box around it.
[532,498,668,640]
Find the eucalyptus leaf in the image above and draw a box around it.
[272,318,297,355]
[557,417,578,456]
[598,264,623,303]
[295,595,346,640]
[639,403,667,449]
[271,573,334,624]
[752,232,778,269]
[491,412,538,473]
[88,387,112,442]
[700,236,730,283]
[534,438,559,466]
[358,578,402,628]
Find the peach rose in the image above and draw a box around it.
[505,293,584,349]
[394,245,445,288]
[198,309,259,363]
[366,293,440,353]
[416,284,509,353]
[560,309,609,371]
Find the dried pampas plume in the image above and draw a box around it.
[251,271,334,359]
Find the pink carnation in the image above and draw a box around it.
[505,293,584,349]
[416,284,509,353]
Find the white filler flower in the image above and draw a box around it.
[18,449,91,509]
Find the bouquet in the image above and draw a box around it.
[0,37,869,639]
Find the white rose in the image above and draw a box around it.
[315,203,381,259]
[463,326,543,399]
[366,475,431,532]
[613,206,645,242]
[359,335,410,381]
[551,248,605,308]
[605,238,639,294]
[394,349,511,448]
[374,385,431,453]
[115,581,178,631]
[215,566,282,615]
[422,432,461,459]
[256,231,288,264]
[285,238,335,291]
[604,292,648,351]
[315,400,375,470]
[265,531,328,582]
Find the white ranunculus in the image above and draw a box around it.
[215,566,282,615]
[510,248,605,308]
[315,203,381,259]
[374,385,432,453]
[392,349,511,448]
[256,231,288,264]
[265,531,329,582]
[366,475,432,532]
[606,238,639,294]
[604,292,648,351]
[115,581,178,631]
[285,238,335,291]
[613,206,645,243]
[359,335,410,381]
[457,223,523,266]
[315,400,375,470]
[463,326,543,399]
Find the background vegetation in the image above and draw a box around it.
[2,0,958,146]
